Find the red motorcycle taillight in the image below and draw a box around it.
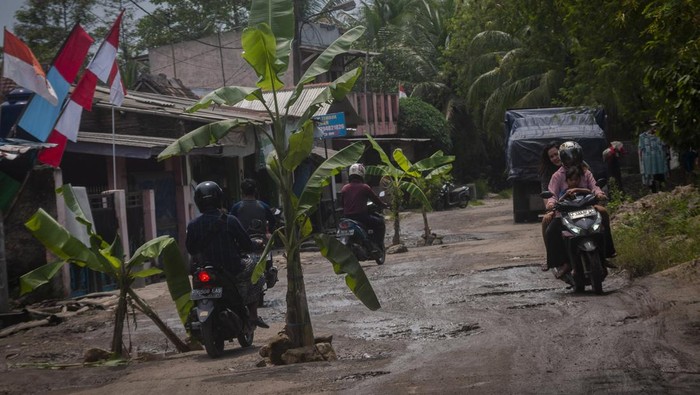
[197,270,211,283]
[339,221,350,230]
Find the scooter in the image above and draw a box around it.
[187,254,261,358]
[435,182,470,211]
[246,224,278,306]
[336,195,386,265]
[541,182,607,294]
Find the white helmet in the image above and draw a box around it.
[349,163,365,179]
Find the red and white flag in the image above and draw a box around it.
[2,28,58,105]
[398,83,407,99]
[71,10,126,109]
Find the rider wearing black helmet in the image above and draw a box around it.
[544,142,616,283]
[186,181,269,328]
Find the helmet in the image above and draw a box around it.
[559,141,583,167]
[194,181,223,211]
[349,163,365,180]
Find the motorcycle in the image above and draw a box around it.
[336,193,386,265]
[246,219,279,306]
[186,254,261,358]
[541,181,608,294]
[435,182,470,211]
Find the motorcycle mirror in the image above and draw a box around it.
[540,191,554,199]
[273,208,281,215]
[379,191,386,198]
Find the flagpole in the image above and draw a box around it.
[112,106,117,190]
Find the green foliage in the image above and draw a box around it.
[613,187,700,277]
[473,178,489,200]
[22,185,191,355]
[497,189,511,199]
[135,0,250,52]
[606,178,632,215]
[398,97,451,151]
[13,0,100,63]
[158,0,377,348]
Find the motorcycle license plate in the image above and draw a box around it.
[337,229,354,237]
[191,287,223,300]
[569,208,596,219]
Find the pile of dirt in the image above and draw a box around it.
[611,184,699,225]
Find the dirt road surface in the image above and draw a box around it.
[1,198,699,394]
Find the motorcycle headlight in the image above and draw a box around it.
[591,213,603,232]
[562,216,582,235]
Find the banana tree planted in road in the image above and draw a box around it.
[157,0,379,348]
[21,185,192,357]
[365,135,454,245]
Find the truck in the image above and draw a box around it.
[505,107,608,223]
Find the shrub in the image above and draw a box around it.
[611,186,700,277]
[398,98,451,151]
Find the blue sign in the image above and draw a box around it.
[313,112,346,139]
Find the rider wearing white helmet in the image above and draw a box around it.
[339,163,388,251]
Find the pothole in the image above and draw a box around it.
[336,370,391,382]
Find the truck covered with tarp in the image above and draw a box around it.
[505,107,608,222]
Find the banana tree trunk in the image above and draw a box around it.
[392,206,401,246]
[421,209,434,245]
[127,288,190,353]
[111,286,128,356]
[285,247,314,347]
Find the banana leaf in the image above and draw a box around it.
[186,86,261,113]
[248,0,294,72]
[393,149,420,177]
[282,119,314,171]
[159,240,193,325]
[401,180,432,210]
[242,24,285,91]
[158,119,250,160]
[297,142,365,220]
[19,261,66,296]
[314,234,380,311]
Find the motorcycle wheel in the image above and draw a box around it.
[572,255,585,293]
[201,317,225,358]
[459,195,469,208]
[238,330,254,348]
[584,251,604,295]
[375,246,386,265]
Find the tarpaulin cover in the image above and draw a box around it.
[505,107,608,182]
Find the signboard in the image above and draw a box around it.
[313,112,346,139]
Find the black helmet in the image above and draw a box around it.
[194,181,223,211]
[559,141,583,167]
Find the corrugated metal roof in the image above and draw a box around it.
[69,131,223,159]
[0,138,55,161]
[91,86,270,124]
[233,84,332,118]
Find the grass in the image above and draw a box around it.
[612,186,700,277]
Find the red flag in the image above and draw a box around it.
[2,29,58,105]
[71,11,126,109]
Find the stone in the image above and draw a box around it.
[268,333,293,365]
[314,335,333,344]
[83,348,111,363]
[315,342,337,361]
[281,346,324,364]
[387,244,408,254]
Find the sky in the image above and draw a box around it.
[0,0,25,44]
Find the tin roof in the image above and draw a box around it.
[232,83,361,125]
[91,86,270,124]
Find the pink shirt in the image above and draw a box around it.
[547,166,603,207]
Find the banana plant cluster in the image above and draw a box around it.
[21,185,192,356]
[156,0,379,348]
[365,135,454,245]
